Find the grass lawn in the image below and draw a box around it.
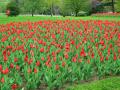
[0,14,120,24]
[66,77,120,90]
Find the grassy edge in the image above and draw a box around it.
[66,76,120,90]
[0,15,120,24]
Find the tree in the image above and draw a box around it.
[111,0,115,13]
[101,0,116,13]
[6,1,20,16]
[64,0,91,16]
[20,0,44,16]
[45,0,61,16]
[59,0,71,16]
[116,0,120,12]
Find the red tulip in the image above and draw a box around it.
[11,84,18,90]
[40,48,44,53]
[1,77,5,83]
[106,56,109,61]
[2,50,7,56]
[0,64,2,72]
[34,68,38,73]
[38,40,43,44]
[72,57,77,63]
[114,53,117,61]
[65,43,70,51]
[80,48,86,57]
[100,40,104,46]
[41,57,45,61]
[24,55,28,62]
[52,55,56,61]
[91,52,94,58]
[51,34,56,39]
[118,33,120,40]
[10,63,14,68]
[87,60,90,64]
[27,68,32,73]
[30,50,34,56]
[62,62,66,67]
[7,51,11,56]
[4,56,8,62]
[16,65,20,71]
[64,53,69,59]
[6,46,13,49]
[30,44,35,48]
[2,68,9,74]
[36,61,40,66]
[55,64,59,70]
[78,59,82,63]
[71,40,75,45]
[100,56,104,62]
[14,58,18,62]
[28,59,33,65]
[52,52,56,57]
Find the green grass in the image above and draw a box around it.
[66,77,120,90]
[0,15,120,24]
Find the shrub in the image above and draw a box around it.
[6,1,20,16]
[77,11,87,16]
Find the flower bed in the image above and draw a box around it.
[92,13,120,17]
[0,20,120,90]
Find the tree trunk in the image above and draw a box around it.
[75,11,78,17]
[51,3,53,17]
[32,9,34,17]
[112,0,115,13]
[51,8,53,16]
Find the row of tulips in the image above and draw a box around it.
[0,20,120,90]
[92,13,120,16]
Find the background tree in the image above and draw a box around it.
[6,0,20,16]
[59,0,71,16]
[0,0,9,13]
[65,0,91,16]
[45,0,61,16]
[115,0,120,12]
[20,0,44,16]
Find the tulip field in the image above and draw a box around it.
[0,19,120,90]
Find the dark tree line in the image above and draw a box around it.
[2,0,120,16]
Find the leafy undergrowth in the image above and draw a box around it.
[67,76,120,90]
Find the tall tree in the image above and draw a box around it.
[66,0,91,16]
[45,0,61,16]
[116,0,120,12]
[102,0,116,13]
[20,0,44,16]
[59,0,72,16]
[111,0,115,13]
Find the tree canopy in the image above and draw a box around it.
[1,0,120,16]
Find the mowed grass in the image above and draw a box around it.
[0,14,120,24]
[66,77,120,90]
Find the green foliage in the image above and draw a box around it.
[59,0,72,16]
[0,0,10,13]
[77,11,87,16]
[116,0,120,12]
[0,3,7,13]
[60,0,92,17]
[44,0,61,16]
[6,1,20,16]
[19,0,45,16]
[67,77,120,90]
